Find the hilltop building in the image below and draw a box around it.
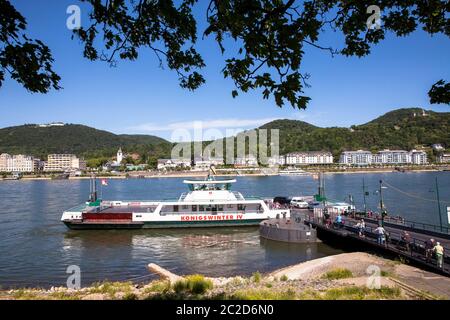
[37,122,65,128]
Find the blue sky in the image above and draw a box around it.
[0,1,449,140]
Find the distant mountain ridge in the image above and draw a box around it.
[257,108,449,156]
[0,108,448,162]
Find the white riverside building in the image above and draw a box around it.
[43,154,86,172]
[0,153,38,172]
[339,149,428,165]
[285,151,333,165]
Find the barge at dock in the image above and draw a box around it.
[61,174,289,229]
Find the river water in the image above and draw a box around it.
[0,171,448,288]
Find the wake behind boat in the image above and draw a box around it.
[61,173,290,229]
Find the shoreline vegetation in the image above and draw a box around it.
[1,165,449,181]
[1,252,448,300]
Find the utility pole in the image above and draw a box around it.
[379,180,387,226]
[362,178,367,214]
[435,177,443,232]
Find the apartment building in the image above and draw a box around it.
[43,154,86,172]
[340,149,428,165]
[339,150,373,165]
[285,152,333,165]
[0,153,37,172]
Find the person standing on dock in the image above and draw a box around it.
[355,219,366,238]
[335,214,344,229]
[433,242,444,269]
[401,231,412,252]
[425,238,436,263]
[375,225,387,247]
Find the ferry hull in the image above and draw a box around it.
[64,218,265,230]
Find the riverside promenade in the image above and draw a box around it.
[296,209,450,276]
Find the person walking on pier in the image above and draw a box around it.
[401,231,412,252]
[433,242,444,269]
[425,238,436,263]
[335,214,344,229]
[355,219,366,238]
[375,225,387,247]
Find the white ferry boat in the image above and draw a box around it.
[61,175,290,229]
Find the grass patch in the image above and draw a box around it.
[48,291,81,300]
[143,280,171,294]
[173,274,213,295]
[89,281,134,298]
[380,270,391,277]
[252,271,262,283]
[280,274,288,281]
[230,288,297,300]
[322,268,353,280]
[12,289,40,300]
[122,292,138,300]
[323,286,401,300]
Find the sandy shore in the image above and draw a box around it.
[1,252,448,300]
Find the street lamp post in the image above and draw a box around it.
[379,180,387,226]
[435,177,443,232]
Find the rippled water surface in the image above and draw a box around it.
[0,172,448,288]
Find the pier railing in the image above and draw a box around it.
[304,215,450,274]
[354,213,450,236]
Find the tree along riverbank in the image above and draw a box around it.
[1,252,449,300]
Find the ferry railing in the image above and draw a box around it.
[159,209,265,216]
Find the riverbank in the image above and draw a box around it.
[1,252,448,300]
[1,165,449,181]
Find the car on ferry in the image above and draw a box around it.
[290,197,309,208]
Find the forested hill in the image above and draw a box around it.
[0,108,448,163]
[259,108,449,156]
[0,124,172,160]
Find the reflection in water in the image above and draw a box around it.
[0,172,448,288]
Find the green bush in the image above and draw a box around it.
[322,268,353,280]
[173,279,188,293]
[186,275,213,295]
[252,271,262,283]
[280,274,288,281]
[172,275,213,295]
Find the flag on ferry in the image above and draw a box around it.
[101,179,108,186]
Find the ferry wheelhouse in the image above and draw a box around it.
[61,176,290,229]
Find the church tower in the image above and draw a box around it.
[117,148,123,164]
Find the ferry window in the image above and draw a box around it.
[173,205,179,212]
[192,205,197,211]
[238,204,244,211]
[218,205,224,211]
[199,205,204,212]
[227,204,233,208]
[211,205,218,212]
[182,205,188,210]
